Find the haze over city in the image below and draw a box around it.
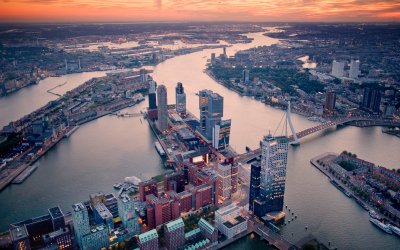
[1,0,400,22]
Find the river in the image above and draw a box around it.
[1,32,400,249]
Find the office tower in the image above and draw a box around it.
[139,178,158,202]
[140,69,147,83]
[198,90,224,140]
[175,82,186,114]
[148,81,157,109]
[258,135,288,215]
[198,218,218,243]
[48,207,65,232]
[137,229,159,250]
[89,192,105,210]
[211,53,216,64]
[212,119,231,150]
[71,203,90,249]
[325,91,336,113]
[157,85,168,131]
[361,88,382,114]
[148,81,158,121]
[331,60,345,78]
[117,194,140,235]
[243,69,250,84]
[10,226,31,250]
[249,161,262,213]
[81,225,109,250]
[349,59,360,78]
[164,218,185,250]
[231,163,238,194]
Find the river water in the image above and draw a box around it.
[1,32,400,249]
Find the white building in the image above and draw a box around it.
[331,60,345,78]
[215,204,247,239]
[72,203,90,249]
[157,85,168,131]
[349,59,360,79]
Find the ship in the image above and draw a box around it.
[155,141,166,156]
[369,217,392,234]
[330,179,352,198]
[390,225,400,237]
[12,164,39,184]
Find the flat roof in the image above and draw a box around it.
[222,216,246,229]
[48,206,64,219]
[10,226,28,241]
[198,218,215,234]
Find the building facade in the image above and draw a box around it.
[164,218,185,250]
[71,203,90,249]
[175,82,186,114]
[137,229,159,250]
[215,204,247,239]
[157,84,168,131]
[117,194,140,236]
[198,90,223,140]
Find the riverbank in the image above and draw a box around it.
[310,153,400,230]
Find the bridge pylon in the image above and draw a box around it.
[286,101,299,145]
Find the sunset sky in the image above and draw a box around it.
[0,0,399,22]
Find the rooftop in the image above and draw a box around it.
[198,218,215,234]
[165,217,184,232]
[48,206,64,219]
[10,226,28,241]
[223,216,246,229]
[185,228,201,239]
[138,229,158,243]
[94,203,113,219]
[216,204,239,217]
[72,203,86,212]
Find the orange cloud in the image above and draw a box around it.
[0,0,399,22]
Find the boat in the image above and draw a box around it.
[155,141,166,156]
[390,225,400,237]
[369,210,381,220]
[12,164,39,184]
[369,217,392,234]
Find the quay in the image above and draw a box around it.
[310,153,399,228]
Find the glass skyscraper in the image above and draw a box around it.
[198,89,223,140]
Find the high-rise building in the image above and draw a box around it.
[163,171,186,193]
[175,82,186,114]
[249,161,262,213]
[243,69,250,84]
[212,119,231,150]
[148,81,158,121]
[157,85,168,132]
[117,194,140,236]
[252,135,288,218]
[216,164,232,204]
[48,207,65,232]
[331,60,345,78]
[71,203,90,249]
[81,225,109,250]
[198,90,224,140]
[164,218,185,250]
[349,59,360,78]
[361,88,382,114]
[139,178,158,202]
[137,229,159,250]
[324,91,336,113]
[93,203,114,230]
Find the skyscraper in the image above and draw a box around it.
[117,194,140,236]
[250,135,288,218]
[175,82,186,114]
[148,81,158,121]
[157,85,168,131]
[71,203,90,249]
[243,69,250,84]
[137,229,159,250]
[349,59,360,79]
[324,91,336,113]
[198,90,223,140]
[361,87,381,114]
[249,161,261,213]
[212,119,231,150]
[331,60,345,78]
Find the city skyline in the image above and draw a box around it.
[1,0,400,23]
